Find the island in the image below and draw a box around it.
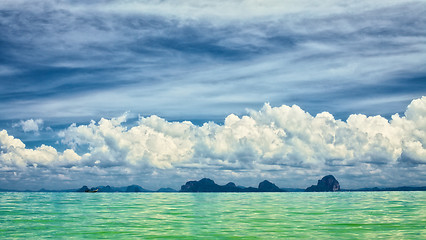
[180,178,285,192]
[76,185,151,192]
[305,175,340,192]
[3,174,425,192]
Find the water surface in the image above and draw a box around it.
[0,192,424,239]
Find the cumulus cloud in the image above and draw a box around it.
[0,130,81,168]
[12,119,44,133]
[1,97,425,189]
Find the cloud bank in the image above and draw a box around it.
[1,97,425,190]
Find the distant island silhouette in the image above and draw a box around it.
[305,175,340,192]
[1,175,425,192]
[75,185,177,193]
[180,178,284,192]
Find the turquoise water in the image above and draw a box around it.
[0,192,425,239]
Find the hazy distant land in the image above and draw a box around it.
[1,175,425,193]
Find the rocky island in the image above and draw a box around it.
[76,185,151,192]
[305,175,340,192]
[180,178,284,192]
[67,175,426,193]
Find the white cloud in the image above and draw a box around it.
[13,119,44,133]
[59,115,195,169]
[0,130,81,168]
[0,0,425,189]
[1,97,425,189]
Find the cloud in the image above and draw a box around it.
[12,119,44,133]
[59,114,195,169]
[0,129,81,168]
[0,0,425,189]
[1,97,425,189]
[0,0,425,122]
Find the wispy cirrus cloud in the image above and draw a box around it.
[0,0,425,123]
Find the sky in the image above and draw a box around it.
[0,0,425,191]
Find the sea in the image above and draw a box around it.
[0,192,424,239]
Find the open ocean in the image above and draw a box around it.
[0,192,424,239]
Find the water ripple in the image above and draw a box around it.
[0,192,425,239]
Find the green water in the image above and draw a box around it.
[0,192,425,239]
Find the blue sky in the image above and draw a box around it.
[0,0,425,190]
